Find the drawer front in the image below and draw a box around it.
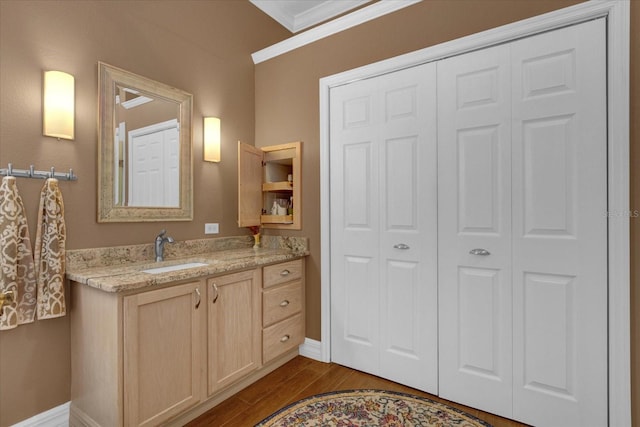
[263,259,303,288]
[263,281,302,327]
[263,313,304,363]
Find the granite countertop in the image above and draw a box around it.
[66,236,309,293]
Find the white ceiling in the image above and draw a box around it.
[250,0,372,33]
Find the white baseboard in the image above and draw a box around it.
[299,338,324,361]
[11,402,69,427]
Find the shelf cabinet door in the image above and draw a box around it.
[238,142,264,228]
[123,280,204,427]
[207,269,262,395]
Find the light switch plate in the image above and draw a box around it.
[204,223,219,234]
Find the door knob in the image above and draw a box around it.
[393,243,410,250]
[469,248,491,256]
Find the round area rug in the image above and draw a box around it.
[254,389,492,427]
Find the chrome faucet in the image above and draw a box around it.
[154,229,175,262]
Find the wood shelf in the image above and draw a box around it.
[261,214,294,224]
[262,181,293,192]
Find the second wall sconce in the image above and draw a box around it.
[43,70,75,140]
[204,117,221,162]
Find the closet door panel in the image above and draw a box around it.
[511,19,608,427]
[330,77,381,374]
[437,43,513,418]
[331,63,438,392]
[457,266,504,377]
[457,125,502,233]
[379,64,438,393]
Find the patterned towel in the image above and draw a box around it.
[35,178,66,320]
[0,176,37,330]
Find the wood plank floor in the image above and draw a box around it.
[186,356,529,427]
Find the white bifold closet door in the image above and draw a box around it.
[330,62,439,393]
[438,18,607,427]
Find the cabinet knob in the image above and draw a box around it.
[212,283,219,303]
[280,269,290,276]
[280,300,290,307]
[280,334,291,343]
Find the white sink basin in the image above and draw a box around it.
[141,262,208,274]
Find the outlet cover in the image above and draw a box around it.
[204,223,219,234]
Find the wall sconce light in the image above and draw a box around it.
[43,70,75,140]
[204,117,221,162]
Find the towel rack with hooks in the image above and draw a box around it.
[0,163,78,181]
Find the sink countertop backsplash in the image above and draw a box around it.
[66,235,309,293]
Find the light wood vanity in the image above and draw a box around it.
[68,244,306,427]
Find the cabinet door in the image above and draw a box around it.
[208,269,262,395]
[238,142,263,227]
[124,281,204,427]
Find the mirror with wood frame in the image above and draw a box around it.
[97,62,193,222]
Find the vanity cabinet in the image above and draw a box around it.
[238,141,302,230]
[207,269,261,394]
[123,280,204,427]
[70,257,306,427]
[262,259,305,362]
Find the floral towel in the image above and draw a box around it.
[0,176,37,330]
[35,178,66,319]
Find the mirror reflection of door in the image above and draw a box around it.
[127,119,180,207]
[112,83,182,207]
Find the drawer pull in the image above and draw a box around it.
[212,283,219,304]
[280,269,291,277]
[194,288,201,309]
[280,334,291,343]
[280,300,290,307]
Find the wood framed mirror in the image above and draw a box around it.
[97,62,193,222]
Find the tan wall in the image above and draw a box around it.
[0,1,289,425]
[254,0,639,425]
[1,0,637,424]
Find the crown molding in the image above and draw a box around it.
[251,0,422,64]
[294,1,371,33]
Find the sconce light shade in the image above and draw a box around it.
[43,70,75,140]
[204,117,221,162]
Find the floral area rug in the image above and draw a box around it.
[255,389,492,427]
